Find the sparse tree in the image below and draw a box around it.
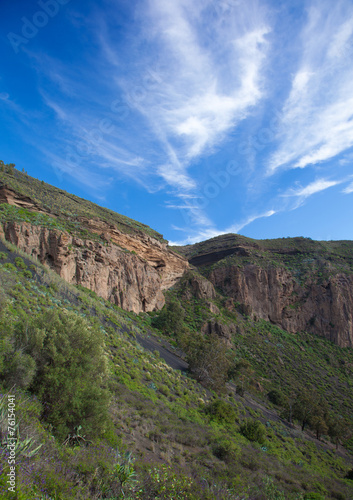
[152,298,185,337]
[228,358,253,396]
[292,390,319,432]
[327,415,350,449]
[310,414,328,440]
[184,332,230,392]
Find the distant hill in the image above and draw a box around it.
[175,233,353,348]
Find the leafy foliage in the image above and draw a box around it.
[184,332,230,392]
[0,305,111,440]
[239,418,267,444]
[205,399,238,424]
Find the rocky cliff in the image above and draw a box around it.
[0,219,188,314]
[177,234,353,348]
[0,174,189,314]
[209,264,353,348]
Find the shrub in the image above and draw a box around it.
[0,305,36,388]
[346,468,353,480]
[1,308,112,441]
[151,298,185,337]
[239,418,266,444]
[267,389,287,407]
[3,263,16,272]
[14,257,27,269]
[212,438,240,463]
[205,399,238,424]
[184,333,230,392]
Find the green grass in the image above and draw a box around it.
[1,164,353,498]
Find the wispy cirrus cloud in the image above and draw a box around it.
[169,209,277,246]
[126,0,270,190]
[284,178,342,199]
[26,0,270,231]
[268,0,353,174]
[97,0,271,232]
[343,182,353,194]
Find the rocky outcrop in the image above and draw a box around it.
[0,186,45,212]
[0,221,188,313]
[201,319,236,346]
[187,274,216,301]
[209,264,353,348]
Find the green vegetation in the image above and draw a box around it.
[0,166,353,498]
[239,418,267,444]
[0,240,352,498]
[0,239,351,498]
[176,233,353,278]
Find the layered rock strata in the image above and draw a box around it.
[0,220,188,313]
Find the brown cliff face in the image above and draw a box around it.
[201,319,236,346]
[0,220,188,313]
[209,264,353,348]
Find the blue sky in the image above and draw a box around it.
[1,0,353,244]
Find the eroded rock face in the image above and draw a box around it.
[1,221,188,313]
[201,319,236,346]
[209,265,353,348]
[188,274,216,301]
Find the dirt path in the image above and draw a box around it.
[134,333,189,372]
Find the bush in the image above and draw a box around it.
[3,263,16,272]
[205,399,238,424]
[151,298,185,337]
[267,389,287,407]
[239,418,266,444]
[184,333,230,392]
[212,438,240,463]
[346,468,353,480]
[14,257,27,269]
[0,307,112,441]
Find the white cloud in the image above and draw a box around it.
[226,209,276,234]
[169,209,277,245]
[343,182,353,194]
[20,0,273,240]
[284,179,341,198]
[116,0,270,216]
[268,0,353,173]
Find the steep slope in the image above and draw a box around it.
[175,234,353,347]
[0,168,188,312]
[1,239,353,500]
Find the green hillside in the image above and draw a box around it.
[0,240,353,499]
[0,165,353,499]
[175,234,353,278]
[0,162,165,242]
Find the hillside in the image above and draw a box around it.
[0,165,188,314]
[1,164,353,499]
[0,239,353,499]
[0,163,165,242]
[175,234,353,348]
